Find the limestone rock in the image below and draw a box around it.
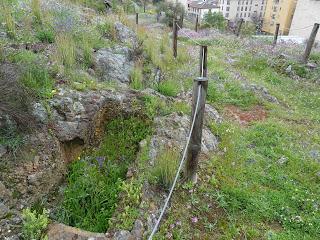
[0,203,9,219]
[0,145,7,158]
[94,46,134,84]
[114,22,138,47]
[47,223,108,240]
[33,102,48,124]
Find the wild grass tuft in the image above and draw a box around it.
[31,0,42,24]
[130,65,144,90]
[152,146,180,189]
[3,5,16,39]
[55,33,76,68]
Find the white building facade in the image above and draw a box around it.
[219,0,267,22]
[188,0,220,19]
[289,0,320,41]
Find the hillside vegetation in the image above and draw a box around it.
[0,0,319,240]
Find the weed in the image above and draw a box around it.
[157,80,179,97]
[3,5,16,39]
[8,50,38,64]
[31,0,42,24]
[21,65,54,99]
[55,33,76,68]
[152,146,180,189]
[22,208,49,240]
[36,27,55,43]
[130,66,144,90]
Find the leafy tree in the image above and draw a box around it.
[156,1,185,27]
[203,11,226,30]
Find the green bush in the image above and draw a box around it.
[22,208,49,240]
[36,28,55,43]
[157,80,179,97]
[203,11,226,30]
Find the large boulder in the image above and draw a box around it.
[114,22,138,47]
[94,46,134,84]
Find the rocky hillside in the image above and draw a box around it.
[0,0,320,240]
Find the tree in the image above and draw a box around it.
[156,1,185,27]
[203,11,226,30]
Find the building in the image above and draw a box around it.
[187,0,220,19]
[289,0,320,41]
[262,0,297,35]
[219,0,267,22]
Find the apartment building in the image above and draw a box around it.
[289,0,320,41]
[262,0,297,35]
[219,0,267,22]
[188,0,220,19]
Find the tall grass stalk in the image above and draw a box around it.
[31,0,42,24]
[55,33,76,68]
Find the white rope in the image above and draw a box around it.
[148,84,202,240]
[176,23,202,46]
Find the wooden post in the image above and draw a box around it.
[136,13,139,25]
[302,23,320,63]
[236,18,244,37]
[185,46,208,183]
[143,0,146,13]
[173,18,178,58]
[195,15,199,32]
[273,23,280,46]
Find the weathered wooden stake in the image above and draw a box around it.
[273,23,280,46]
[302,23,320,63]
[195,15,199,32]
[173,18,178,58]
[236,18,244,37]
[185,46,208,183]
[143,1,146,13]
[136,13,139,25]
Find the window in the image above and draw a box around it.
[241,6,243,11]
[236,13,239,17]
[226,13,229,17]
[248,13,250,17]
[245,6,247,11]
[240,13,243,17]
[226,7,230,11]
[227,0,230,4]
[244,13,246,17]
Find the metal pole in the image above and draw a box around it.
[236,18,244,37]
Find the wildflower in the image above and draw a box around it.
[191,217,198,223]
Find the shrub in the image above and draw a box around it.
[36,28,55,43]
[157,80,179,97]
[130,66,144,90]
[152,147,179,189]
[22,208,49,240]
[55,33,76,68]
[203,11,226,30]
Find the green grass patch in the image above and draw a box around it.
[57,117,151,232]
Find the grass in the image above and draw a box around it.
[152,33,320,239]
[152,146,180,189]
[57,117,151,232]
[21,65,54,99]
[130,65,144,90]
[31,0,42,24]
[55,33,76,68]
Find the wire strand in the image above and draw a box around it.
[148,84,202,240]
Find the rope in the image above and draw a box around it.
[176,23,202,46]
[148,84,202,240]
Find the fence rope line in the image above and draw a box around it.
[176,23,202,46]
[148,84,202,240]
